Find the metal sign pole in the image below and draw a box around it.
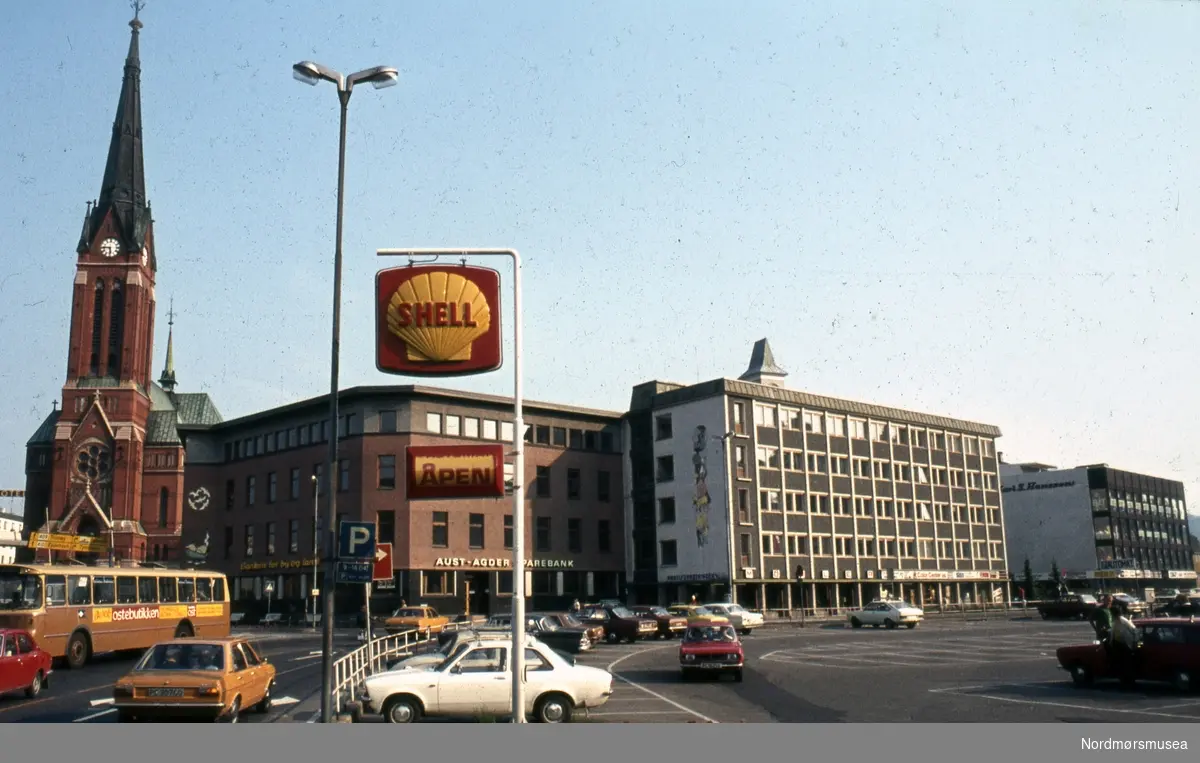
[376,248,524,723]
[364,582,374,671]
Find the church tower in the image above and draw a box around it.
[23,10,222,565]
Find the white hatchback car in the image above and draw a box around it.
[702,603,766,635]
[362,635,613,723]
[847,600,924,629]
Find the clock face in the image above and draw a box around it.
[100,238,120,258]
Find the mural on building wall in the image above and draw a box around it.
[692,425,711,547]
[183,531,210,563]
[186,487,211,512]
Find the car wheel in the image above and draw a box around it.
[1170,669,1192,693]
[255,682,274,713]
[739,629,750,636]
[1069,665,1093,687]
[25,670,43,698]
[606,631,619,644]
[850,617,862,628]
[534,693,573,723]
[885,619,897,630]
[905,622,917,629]
[1040,611,1050,620]
[175,622,194,639]
[222,697,241,723]
[117,710,135,723]
[384,696,421,724]
[734,669,743,683]
[65,631,90,670]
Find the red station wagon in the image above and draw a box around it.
[0,628,54,699]
[1056,617,1200,692]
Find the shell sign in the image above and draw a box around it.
[376,264,503,376]
[407,445,507,499]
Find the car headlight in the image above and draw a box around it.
[684,654,696,662]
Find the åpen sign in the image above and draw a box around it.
[376,264,503,377]
[407,445,506,499]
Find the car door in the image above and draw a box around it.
[436,645,510,716]
[227,643,250,709]
[15,633,41,686]
[236,643,267,706]
[0,635,19,694]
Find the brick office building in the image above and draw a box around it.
[178,386,625,618]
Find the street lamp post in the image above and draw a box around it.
[311,475,320,632]
[293,59,398,724]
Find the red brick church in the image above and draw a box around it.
[22,13,222,565]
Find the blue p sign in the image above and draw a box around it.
[338,521,376,560]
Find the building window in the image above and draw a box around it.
[267,472,278,504]
[223,527,234,560]
[597,470,611,502]
[567,468,581,499]
[827,415,847,438]
[290,468,300,500]
[659,496,676,524]
[656,456,674,482]
[870,422,888,442]
[445,415,461,437]
[524,424,534,442]
[536,517,551,552]
[762,534,784,556]
[501,422,515,441]
[758,446,780,469]
[569,429,584,449]
[585,431,597,450]
[463,417,479,438]
[535,425,550,444]
[426,413,442,433]
[378,510,395,545]
[158,488,169,527]
[378,455,396,489]
[760,489,781,512]
[536,466,551,498]
[735,446,747,478]
[739,534,752,567]
[753,404,776,428]
[568,519,582,553]
[244,525,254,557]
[598,520,611,553]
[737,489,751,523]
[655,415,673,440]
[553,427,567,446]
[469,514,485,549]
[377,409,397,433]
[483,419,497,439]
[422,571,449,596]
[338,458,351,492]
[246,476,256,507]
[289,519,299,553]
[504,515,513,549]
[266,522,276,556]
[660,540,678,567]
[802,412,824,434]
[732,402,745,435]
[601,430,616,452]
[431,511,448,547]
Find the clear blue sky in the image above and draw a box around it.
[2,1,1198,521]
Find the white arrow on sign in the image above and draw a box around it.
[376,547,387,561]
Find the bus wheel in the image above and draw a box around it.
[66,631,90,670]
[175,622,194,639]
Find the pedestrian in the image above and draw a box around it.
[571,598,581,612]
[690,594,698,605]
[1111,605,1139,679]
[1090,595,1114,645]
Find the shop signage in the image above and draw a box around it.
[406,444,506,499]
[889,570,1007,582]
[239,557,318,573]
[432,556,576,569]
[26,532,107,554]
[1167,570,1196,580]
[376,264,503,377]
[1001,479,1077,495]
[1099,558,1137,570]
[664,573,724,583]
[0,489,25,497]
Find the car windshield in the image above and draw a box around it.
[136,643,225,671]
[611,606,636,618]
[392,608,426,617]
[888,601,915,609]
[692,606,713,616]
[685,625,738,642]
[645,607,668,616]
[561,614,585,628]
[725,604,745,613]
[0,570,43,611]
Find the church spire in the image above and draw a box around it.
[159,296,177,393]
[79,4,150,255]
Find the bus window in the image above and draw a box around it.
[159,577,177,603]
[196,578,212,602]
[138,577,158,603]
[69,575,91,606]
[213,578,226,602]
[46,575,67,607]
[177,578,196,603]
[117,576,138,604]
[93,576,116,605]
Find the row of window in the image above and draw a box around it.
[223,414,357,463]
[429,511,614,554]
[428,412,622,454]
[734,533,1005,567]
[1094,516,1191,548]
[533,466,612,502]
[42,573,225,607]
[1095,544,1192,571]
[1092,489,1189,522]
[727,490,1002,525]
[419,569,623,598]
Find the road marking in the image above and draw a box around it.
[273,696,300,706]
[586,710,697,717]
[309,650,323,655]
[0,680,117,716]
[606,647,718,724]
[74,707,116,723]
[928,686,1200,720]
[89,697,115,707]
[291,654,323,662]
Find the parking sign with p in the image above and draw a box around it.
[339,521,376,560]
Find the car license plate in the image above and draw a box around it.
[700,662,723,669]
[148,687,185,697]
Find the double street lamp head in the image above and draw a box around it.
[292,60,399,92]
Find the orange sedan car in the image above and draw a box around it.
[112,637,276,723]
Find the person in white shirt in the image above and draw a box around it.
[1111,608,1139,678]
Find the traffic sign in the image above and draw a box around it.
[338,521,376,559]
[373,542,393,581]
[336,560,372,584]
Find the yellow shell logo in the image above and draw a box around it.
[386,270,492,362]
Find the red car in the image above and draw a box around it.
[0,628,53,699]
[679,621,744,682]
[1056,617,1200,692]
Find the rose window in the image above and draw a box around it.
[76,444,112,481]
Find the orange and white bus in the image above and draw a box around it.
[0,562,230,669]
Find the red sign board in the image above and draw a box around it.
[406,444,506,499]
[373,542,393,581]
[376,265,503,377]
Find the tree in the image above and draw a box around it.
[1050,559,1064,597]
[1022,558,1035,601]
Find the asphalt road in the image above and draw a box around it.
[567,617,1200,723]
[0,630,361,724]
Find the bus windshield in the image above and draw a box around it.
[0,569,43,611]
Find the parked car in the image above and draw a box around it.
[630,606,688,639]
[578,605,659,644]
[667,604,730,627]
[0,628,53,699]
[112,637,276,722]
[485,613,594,654]
[536,611,606,644]
[1056,617,1200,692]
[1037,593,1099,620]
[702,602,766,635]
[1153,597,1200,618]
[846,600,924,630]
[361,634,614,723]
[382,605,452,636]
[394,629,514,672]
[679,621,744,682]
[1110,593,1149,617]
